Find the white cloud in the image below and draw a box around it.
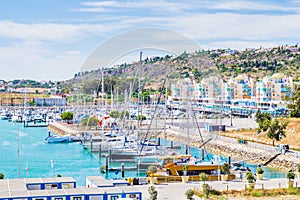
[0,20,123,44]
[0,46,83,81]
[2,0,300,81]
[202,0,297,12]
[78,0,190,13]
[166,12,300,42]
[207,40,281,50]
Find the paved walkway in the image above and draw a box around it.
[133,178,300,200]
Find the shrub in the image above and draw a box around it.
[183,164,188,171]
[286,171,295,180]
[221,162,230,174]
[148,165,157,176]
[199,173,208,184]
[0,173,4,179]
[252,190,264,197]
[148,185,158,200]
[61,111,73,121]
[100,165,106,174]
[81,117,99,126]
[246,171,256,183]
[185,189,194,199]
[257,167,264,174]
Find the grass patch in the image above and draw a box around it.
[252,190,264,197]
[195,187,300,199]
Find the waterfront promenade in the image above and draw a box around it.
[134,178,300,199]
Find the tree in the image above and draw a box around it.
[81,117,99,126]
[81,79,100,95]
[61,111,74,121]
[255,110,271,133]
[0,173,4,179]
[109,110,119,118]
[255,110,289,145]
[287,85,300,117]
[266,118,289,142]
[135,115,146,120]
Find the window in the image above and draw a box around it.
[72,197,82,200]
[62,183,74,189]
[45,184,58,190]
[54,198,63,200]
[110,196,119,200]
[89,196,103,200]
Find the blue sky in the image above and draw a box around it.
[0,0,300,81]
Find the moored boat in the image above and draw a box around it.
[146,155,236,183]
[44,134,73,143]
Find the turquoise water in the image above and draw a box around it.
[0,120,285,186]
[0,120,101,186]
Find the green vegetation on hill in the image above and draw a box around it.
[65,46,300,95]
[3,45,300,99]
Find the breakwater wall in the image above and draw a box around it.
[48,121,298,172]
[47,122,81,136]
[164,129,299,172]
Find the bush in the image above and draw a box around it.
[257,167,264,174]
[185,189,194,199]
[61,111,74,121]
[199,173,208,184]
[148,165,157,176]
[183,164,188,171]
[135,115,146,120]
[286,171,295,180]
[246,171,256,183]
[100,165,106,174]
[81,117,99,126]
[252,190,264,197]
[221,162,230,174]
[0,173,4,179]
[148,185,158,200]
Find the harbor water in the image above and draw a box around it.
[0,120,286,186]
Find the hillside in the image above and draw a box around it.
[63,45,300,93]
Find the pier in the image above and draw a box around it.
[47,119,300,173]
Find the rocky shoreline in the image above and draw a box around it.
[48,122,299,172]
[164,128,299,172]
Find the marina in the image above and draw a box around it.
[0,113,289,186]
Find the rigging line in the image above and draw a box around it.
[139,77,167,155]
[192,110,209,160]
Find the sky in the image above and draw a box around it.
[0,0,300,81]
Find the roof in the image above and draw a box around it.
[0,177,76,194]
[0,177,140,199]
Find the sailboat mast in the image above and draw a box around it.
[111,85,113,111]
[137,52,142,138]
[101,70,104,110]
[164,75,168,153]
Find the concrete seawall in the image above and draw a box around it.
[164,128,299,172]
[48,121,299,172]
